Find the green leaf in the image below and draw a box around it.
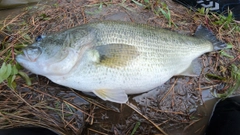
[226,44,233,49]
[3,63,12,80]
[213,64,240,99]
[0,63,19,84]
[131,121,141,135]
[0,62,7,74]
[220,50,234,58]
[99,2,103,10]
[132,0,145,7]
[206,73,227,81]
[65,102,75,113]
[144,0,149,3]
[0,63,7,83]
[7,75,17,89]
[23,34,31,40]
[11,64,18,75]
[159,8,168,19]
[197,7,205,14]
[18,71,31,85]
[0,77,3,83]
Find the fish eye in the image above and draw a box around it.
[35,35,45,42]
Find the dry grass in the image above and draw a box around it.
[0,76,90,135]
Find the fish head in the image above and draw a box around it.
[16,34,77,76]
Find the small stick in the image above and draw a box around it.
[88,128,108,135]
[126,102,168,135]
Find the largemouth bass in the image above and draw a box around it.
[16,21,226,103]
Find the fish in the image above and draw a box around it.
[0,0,40,9]
[16,21,227,103]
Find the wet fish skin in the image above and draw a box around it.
[16,21,226,103]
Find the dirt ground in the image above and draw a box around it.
[0,0,240,135]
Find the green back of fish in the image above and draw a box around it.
[83,21,213,69]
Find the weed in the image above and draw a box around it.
[0,16,32,89]
[155,2,177,27]
[131,0,145,7]
[0,58,31,89]
[197,7,240,33]
[131,121,141,135]
[144,0,150,3]
[85,2,104,15]
[220,50,234,58]
[213,10,234,28]
[205,73,227,82]
[0,62,17,88]
[211,64,240,99]
[197,7,210,15]
[84,2,112,15]
[219,44,234,58]
[119,0,136,12]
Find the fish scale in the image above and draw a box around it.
[93,23,211,63]
[16,21,226,103]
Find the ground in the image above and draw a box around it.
[0,0,240,135]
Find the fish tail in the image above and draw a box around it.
[194,25,227,50]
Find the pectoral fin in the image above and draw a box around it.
[90,44,139,68]
[87,49,100,63]
[93,89,128,103]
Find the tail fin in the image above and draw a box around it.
[194,25,227,50]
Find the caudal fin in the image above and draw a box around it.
[194,25,227,50]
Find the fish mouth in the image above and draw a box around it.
[15,49,34,64]
[16,51,29,63]
[23,49,33,61]
[15,54,27,66]
[19,47,41,62]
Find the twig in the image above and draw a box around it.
[126,102,168,135]
[88,128,108,135]
[159,79,177,102]
[1,12,27,31]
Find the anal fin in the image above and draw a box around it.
[93,89,128,103]
[178,59,202,77]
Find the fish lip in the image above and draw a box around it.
[16,49,32,63]
[15,53,28,64]
[21,48,38,62]
[23,49,30,60]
